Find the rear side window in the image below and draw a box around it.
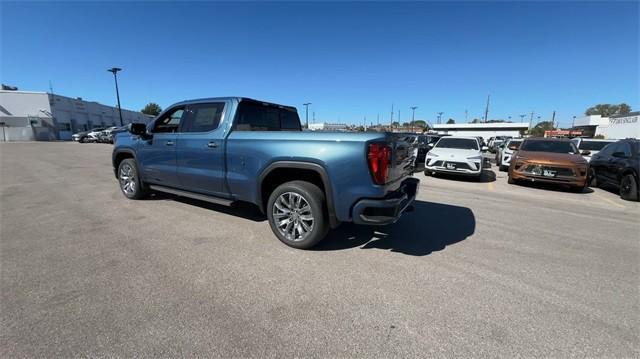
[234,101,301,131]
[579,140,613,151]
[183,103,225,133]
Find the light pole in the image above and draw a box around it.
[572,116,576,128]
[303,102,311,129]
[437,112,444,124]
[107,67,124,126]
[410,106,417,132]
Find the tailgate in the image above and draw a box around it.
[387,133,417,184]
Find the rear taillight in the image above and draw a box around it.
[368,143,391,185]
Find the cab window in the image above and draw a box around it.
[153,107,185,133]
[183,103,225,133]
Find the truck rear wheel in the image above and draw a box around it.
[267,181,329,249]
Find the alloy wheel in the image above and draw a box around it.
[272,192,314,242]
[119,163,136,195]
[621,176,632,196]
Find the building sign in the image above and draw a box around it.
[609,116,638,126]
[544,130,583,137]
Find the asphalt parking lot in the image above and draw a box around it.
[1,142,639,357]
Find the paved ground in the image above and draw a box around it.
[1,142,639,358]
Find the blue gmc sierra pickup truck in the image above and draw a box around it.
[113,97,418,248]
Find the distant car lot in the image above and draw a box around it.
[1,142,639,357]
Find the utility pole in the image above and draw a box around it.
[437,112,444,124]
[303,102,311,129]
[551,110,556,129]
[483,94,490,123]
[572,115,576,128]
[107,67,124,126]
[529,110,535,130]
[312,111,315,123]
[410,106,418,133]
[390,103,394,128]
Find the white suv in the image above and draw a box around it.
[424,136,487,179]
[496,138,523,171]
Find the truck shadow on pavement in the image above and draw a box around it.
[316,200,475,256]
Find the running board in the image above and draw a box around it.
[149,185,234,206]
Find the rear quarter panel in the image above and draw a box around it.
[225,131,393,222]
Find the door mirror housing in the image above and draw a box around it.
[428,143,434,148]
[129,123,149,137]
[508,145,518,151]
[481,146,489,152]
[580,150,591,156]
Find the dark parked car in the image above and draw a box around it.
[412,134,445,171]
[589,138,639,201]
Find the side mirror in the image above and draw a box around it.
[612,151,626,158]
[508,145,518,151]
[428,143,434,148]
[580,150,591,156]
[129,123,148,136]
[481,146,489,152]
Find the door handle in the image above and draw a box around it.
[165,140,174,146]
[207,141,218,148]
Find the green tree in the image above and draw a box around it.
[585,103,632,117]
[618,103,632,114]
[402,122,410,127]
[529,121,555,137]
[471,118,481,123]
[446,118,455,124]
[391,121,400,127]
[141,102,162,116]
[413,120,427,128]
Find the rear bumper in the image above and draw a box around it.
[352,177,419,225]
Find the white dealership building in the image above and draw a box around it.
[0,90,151,141]
[573,112,640,139]
[432,122,529,138]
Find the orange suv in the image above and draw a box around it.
[508,137,589,192]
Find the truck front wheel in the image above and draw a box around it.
[267,180,329,249]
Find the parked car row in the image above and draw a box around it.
[72,126,128,144]
[423,135,639,202]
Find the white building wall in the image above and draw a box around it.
[435,129,523,138]
[0,90,152,141]
[432,122,529,138]
[596,114,640,139]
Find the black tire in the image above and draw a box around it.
[588,167,598,187]
[424,170,432,176]
[79,137,86,143]
[570,182,588,193]
[117,158,149,199]
[619,173,639,201]
[507,174,516,185]
[267,181,329,249]
[499,165,508,172]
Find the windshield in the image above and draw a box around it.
[520,140,578,154]
[578,140,614,151]
[435,138,479,150]
[507,140,522,149]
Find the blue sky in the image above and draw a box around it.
[2,1,638,127]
